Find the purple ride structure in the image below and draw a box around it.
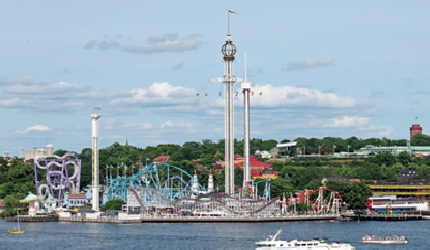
[34,154,82,208]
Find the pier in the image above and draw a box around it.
[341,212,422,221]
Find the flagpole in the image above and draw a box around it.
[228,12,230,34]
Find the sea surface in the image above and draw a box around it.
[0,219,428,249]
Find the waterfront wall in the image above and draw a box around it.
[341,212,423,221]
[5,215,58,222]
[57,214,339,224]
[139,214,339,223]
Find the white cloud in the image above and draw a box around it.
[18,125,50,134]
[282,58,335,72]
[323,116,370,128]
[5,81,87,94]
[248,84,356,108]
[83,33,202,54]
[110,82,197,106]
[161,120,193,129]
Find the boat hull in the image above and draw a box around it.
[362,240,407,244]
[8,230,25,234]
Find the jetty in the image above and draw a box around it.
[341,212,422,221]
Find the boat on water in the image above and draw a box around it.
[362,234,408,244]
[8,212,25,234]
[255,229,355,250]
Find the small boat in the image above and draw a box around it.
[8,212,25,234]
[362,234,408,244]
[255,229,355,249]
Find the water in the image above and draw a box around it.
[0,219,428,249]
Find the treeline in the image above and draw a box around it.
[1,135,430,211]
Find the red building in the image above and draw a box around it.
[213,155,278,180]
[410,124,422,140]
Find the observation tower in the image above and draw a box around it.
[211,11,240,194]
[90,108,102,211]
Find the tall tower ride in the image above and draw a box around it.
[242,54,252,187]
[212,11,239,194]
[90,109,102,211]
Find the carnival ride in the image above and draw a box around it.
[34,154,81,208]
[106,162,276,215]
[281,187,343,214]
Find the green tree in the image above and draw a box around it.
[103,199,126,210]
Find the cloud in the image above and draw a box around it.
[282,58,335,72]
[110,82,197,106]
[0,75,46,86]
[172,62,185,71]
[248,84,356,108]
[323,116,370,128]
[0,80,108,112]
[18,125,50,134]
[5,81,87,94]
[413,89,430,94]
[368,90,384,98]
[83,33,202,54]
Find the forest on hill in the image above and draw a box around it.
[1,134,430,212]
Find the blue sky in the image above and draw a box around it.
[1,0,430,157]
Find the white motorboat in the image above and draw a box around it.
[255,229,355,249]
[362,234,408,244]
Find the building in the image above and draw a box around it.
[153,155,171,163]
[24,144,54,160]
[368,181,430,203]
[410,124,422,140]
[276,142,297,156]
[213,155,278,181]
[355,145,430,157]
[322,175,430,203]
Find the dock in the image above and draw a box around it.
[341,213,422,221]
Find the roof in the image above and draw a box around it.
[68,193,86,198]
[277,142,297,147]
[251,168,278,178]
[153,155,171,162]
[234,156,272,168]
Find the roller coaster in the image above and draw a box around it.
[280,187,343,214]
[105,162,276,215]
[34,154,82,208]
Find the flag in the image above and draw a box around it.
[228,10,238,14]
[333,145,336,148]
[146,158,150,161]
[348,145,351,148]
[20,149,25,152]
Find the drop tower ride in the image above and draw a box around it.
[90,109,102,211]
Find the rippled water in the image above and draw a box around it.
[0,219,428,249]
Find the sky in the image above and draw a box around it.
[1,0,430,157]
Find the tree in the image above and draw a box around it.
[325,181,372,208]
[269,178,295,198]
[103,199,126,210]
[411,133,430,146]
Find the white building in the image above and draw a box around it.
[24,144,54,160]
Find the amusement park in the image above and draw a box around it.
[8,15,349,222]
[19,150,345,221]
